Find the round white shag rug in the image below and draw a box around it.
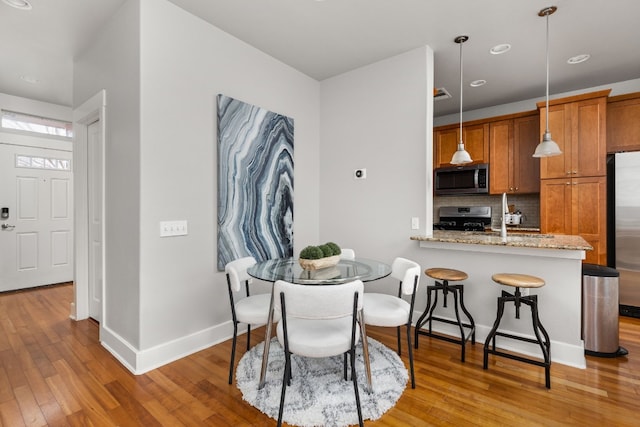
[236,337,408,427]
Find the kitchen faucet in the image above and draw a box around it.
[501,192,508,240]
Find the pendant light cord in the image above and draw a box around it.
[459,38,464,144]
[545,10,550,135]
[534,6,560,157]
[451,35,471,164]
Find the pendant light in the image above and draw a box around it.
[533,6,562,158]
[450,35,473,165]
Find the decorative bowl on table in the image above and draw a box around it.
[298,242,342,271]
[298,255,340,271]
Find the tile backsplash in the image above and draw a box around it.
[433,193,540,228]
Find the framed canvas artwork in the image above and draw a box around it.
[217,95,294,270]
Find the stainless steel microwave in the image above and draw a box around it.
[434,163,489,195]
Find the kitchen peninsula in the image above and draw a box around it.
[411,231,592,368]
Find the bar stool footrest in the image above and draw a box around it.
[484,348,550,369]
[416,317,475,345]
[491,330,550,347]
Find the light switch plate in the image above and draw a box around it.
[411,217,419,230]
[160,220,188,237]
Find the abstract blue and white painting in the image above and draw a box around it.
[217,95,294,270]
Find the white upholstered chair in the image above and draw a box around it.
[225,256,276,384]
[273,279,364,427]
[362,257,421,388]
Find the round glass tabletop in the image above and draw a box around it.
[247,257,392,285]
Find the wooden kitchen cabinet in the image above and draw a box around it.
[489,114,540,194]
[540,176,607,265]
[539,178,571,234]
[434,123,489,168]
[607,92,640,153]
[538,91,608,179]
[538,90,610,265]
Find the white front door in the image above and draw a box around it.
[87,120,103,321]
[0,143,73,292]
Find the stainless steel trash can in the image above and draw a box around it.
[582,263,628,357]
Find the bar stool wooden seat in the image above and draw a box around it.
[483,273,551,388]
[414,268,475,362]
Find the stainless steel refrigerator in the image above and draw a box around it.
[608,152,640,317]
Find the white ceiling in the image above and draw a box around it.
[1,0,639,117]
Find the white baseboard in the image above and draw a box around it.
[100,320,247,374]
[100,310,587,374]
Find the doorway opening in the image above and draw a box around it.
[72,90,106,323]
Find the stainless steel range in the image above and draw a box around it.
[434,206,492,231]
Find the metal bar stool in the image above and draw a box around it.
[414,268,476,362]
[483,273,551,388]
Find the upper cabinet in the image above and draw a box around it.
[537,90,610,266]
[489,113,540,194]
[538,90,609,179]
[607,93,640,153]
[434,123,489,168]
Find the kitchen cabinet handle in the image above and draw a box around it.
[566,171,571,175]
[572,171,578,174]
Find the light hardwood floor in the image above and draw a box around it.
[1,283,639,426]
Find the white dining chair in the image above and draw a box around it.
[362,257,421,388]
[340,248,356,260]
[273,279,364,427]
[225,256,277,384]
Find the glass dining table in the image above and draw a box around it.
[247,257,392,390]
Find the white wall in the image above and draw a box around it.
[319,46,434,295]
[137,0,320,356]
[74,0,321,372]
[74,0,142,351]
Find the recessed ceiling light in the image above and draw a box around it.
[567,54,590,64]
[470,80,486,87]
[490,44,511,55]
[2,0,32,10]
[20,75,39,84]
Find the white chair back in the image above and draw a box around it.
[225,256,256,292]
[340,248,356,260]
[391,257,421,295]
[274,279,363,319]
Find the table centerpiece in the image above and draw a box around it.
[298,242,342,270]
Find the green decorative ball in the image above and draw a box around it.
[325,242,342,256]
[318,244,333,257]
[299,245,324,260]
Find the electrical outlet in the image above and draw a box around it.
[160,220,188,237]
[354,168,367,179]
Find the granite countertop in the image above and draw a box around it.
[410,230,593,251]
[500,226,541,233]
